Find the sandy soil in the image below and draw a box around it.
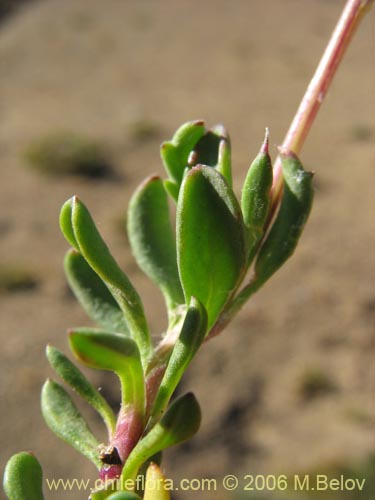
[0,1,374,499]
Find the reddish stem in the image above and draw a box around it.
[100,407,144,481]
[271,0,373,206]
[209,0,372,340]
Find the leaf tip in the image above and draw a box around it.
[160,141,171,152]
[261,127,270,155]
[192,119,205,127]
[277,146,298,160]
[210,123,229,139]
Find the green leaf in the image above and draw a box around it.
[3,452,44,500]
[215,125,232,187]
[59,197,152,365]
[64,249,129,335]
[90,486,117,500]
[160,120,206,193]
[69,329,145,414]
[89,483,119,500]
[241,130,273,262]
[46,345,116,435]
[177,166,247,328]
[41,379,101,468]
[127,176,183,313]
[91,485,142,500]
[137,452,163,480]
[107,494,142,500]
[190,124,232,187]
[255,150,314,285]
[59,198,79,251]
[163,180,179,202]
[121,393,201,483]
[150,298,207,422]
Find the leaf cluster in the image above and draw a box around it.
[4,120,313,499]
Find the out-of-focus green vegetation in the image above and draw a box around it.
[296,368,337,402]
[348,124,373,143]
[24,131,112,178]
[127,119,162,144]
[0,265,39,293]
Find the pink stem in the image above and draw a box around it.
[209,0,372,340]
[271,0,373,205]
[99,407,144,481]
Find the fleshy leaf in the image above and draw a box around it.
[160,120,206,195]
[127,176,183,313]
[59,198,79,251]
[143,463,170,500]
[177,165,247,328]
[69,329,145,413]
[241,130,273,262]
[107,494,142,500]
[255,150,314,285]
[215,125,232,187]
[190,124,232,187]
[46,345,115,435]
[41,380,101,468]
[59,196,152,365]
[64,249,129,335]
[121,393,201,484]
[3,452,44,500]
[163,180,179,201]
[150,298,207,422]
[89,484,119,500]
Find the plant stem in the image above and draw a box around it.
[207,277,262,339]
[271,0,373,207]
[209,0,372,341]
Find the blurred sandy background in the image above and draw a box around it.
[0,1,374,499]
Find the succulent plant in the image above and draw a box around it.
[3,1,372,498]
[4,120,314,499]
